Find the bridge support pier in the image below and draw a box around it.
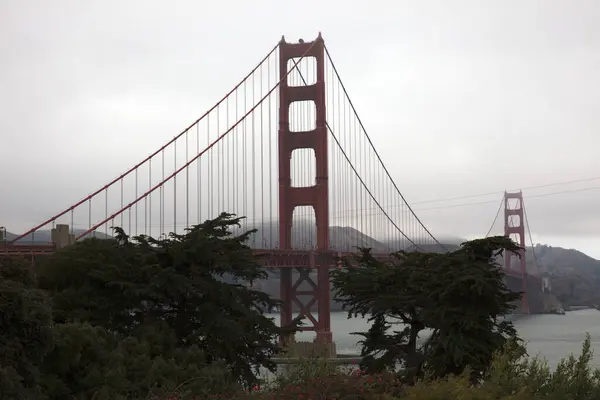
[51,224,75,249]
[279,260,333,344]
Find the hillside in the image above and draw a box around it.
[529,244,600,306]
[3,229,112,243]
[492,244,600,306]
[4,221,403,252]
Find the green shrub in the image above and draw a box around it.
[262,359,405,399]
[221,336,600,400]
[480,333,600,399]
[38,322,240,400]
[0,256,53,399]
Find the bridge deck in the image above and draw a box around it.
[0,243,535,278]
[0,243,57,256]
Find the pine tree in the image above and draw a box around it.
[330,236,524,382]
[38,212,287,389]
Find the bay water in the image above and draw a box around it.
[267,308,600,370]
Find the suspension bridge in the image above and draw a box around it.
[0,34,554,343]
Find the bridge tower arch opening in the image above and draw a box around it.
[504,191,529,314]
[541,273,551,293]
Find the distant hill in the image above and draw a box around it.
[4,222,390,251]
[4,222,458,254]
[3,229,112,243]
[489,244,600,306]
[231,220,396,252]
[527,244,600,306]
[405,243,461,253]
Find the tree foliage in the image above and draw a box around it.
[0,256,53,399]
[39,321,236,399]
[3,218,576,398]
[0,213,290,398]
[330,235,524,382]
[37,213,285,390]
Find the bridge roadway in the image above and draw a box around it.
[0,242,532,279]
[1,242,552,314]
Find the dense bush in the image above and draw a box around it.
[37,321,239,399]
[232,336,600,399]
[262,360,405,399]
[0,256,53,399]
[151,334,600,399]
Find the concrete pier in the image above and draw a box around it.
[50,224,75,249]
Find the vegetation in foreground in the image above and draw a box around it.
[1,212,599,399]
[232,336,600,399]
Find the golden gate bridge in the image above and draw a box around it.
[0,34,545,343]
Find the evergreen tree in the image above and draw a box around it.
[0,256,53,399]
[38,212,287,389]
[330,236,524,382]
[39,321,237,399]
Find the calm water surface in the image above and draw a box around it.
[269,309,600,370]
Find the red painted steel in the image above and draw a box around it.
[0,243,56,255]
[0,243,533,278]
[504,191,529,314]
[278,33,332,343]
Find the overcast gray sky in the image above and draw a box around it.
[1,0,599,257]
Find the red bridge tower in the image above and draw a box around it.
[278,34,332,343]
[504,191,529,314]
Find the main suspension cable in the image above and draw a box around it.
[323,45,447,251]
